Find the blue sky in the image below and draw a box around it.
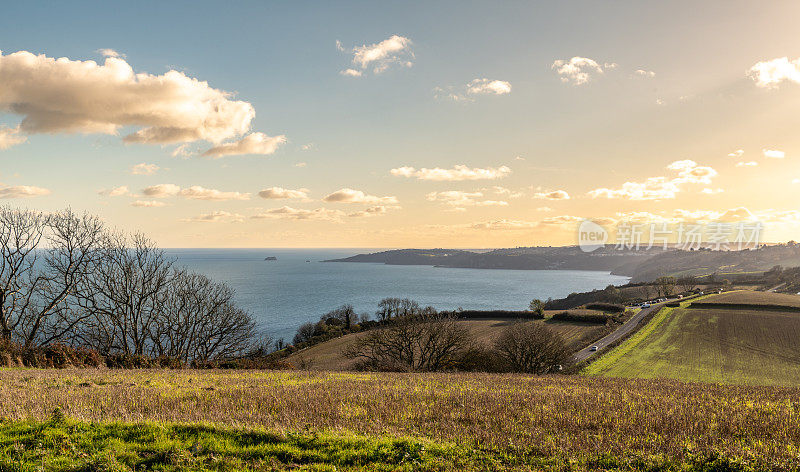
[1,1,800,247]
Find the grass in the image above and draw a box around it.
[1,369,800,470]
[692,290,800,308]
[287,317,607,370]
[584,291,800,386]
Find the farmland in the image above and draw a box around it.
[2,369,800,470]
[584,291,800,385]
[286,316,608,370]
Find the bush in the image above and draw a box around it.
[584,302,625,313]
[451,310,544,320]
[550,311,613,323]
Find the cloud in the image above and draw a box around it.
[552,57,615,85]
[300,143,314,151]
[634,69,656,78]
[258,187,309,200]
[727,149,744,158]
[183,211,245,223]
[142,184,181,198]
[749,57,800,88]
[763,149,785,158]
[340,69,363,77]
[0,185,50,198]
[0,50,280,148]
[98,185,130,197]
[515,156,525,161]
[348,205,401,218]
[129,163,160,175]
[339,35,414,75]
[436,78,512,101]
[251,206,344,221]
[295,162,307,168]
[532,189,570,200]
[736,161,758,167]
[142,184,249,200]
[171,144,194,158]
[589,160,717,200]
[701,188,724,194]
[96,48,124,58]
[471,219,538,230]
[131,200,166,207]
[179,186,250,201]
[391,164,511,181]
[490,186,524,198]
[323,188,398,204]
[202,132,286,158]
[0,125,27,150]
[426,190,508,210]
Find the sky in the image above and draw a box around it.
[1,0,800,248]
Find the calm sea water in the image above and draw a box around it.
[167,249,630,341]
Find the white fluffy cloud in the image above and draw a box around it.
[736,161,758,167]
[634,69,656,78]
[323,188,398,204]
[532,190,570,200]
[338,35,414,75]
[131,200,166,207]
[471,219,538,230]
[763,149,785,158]
[179,186,250,201]
[141,184,249,200]
[749,57,800,88]
[552,57,615,85]
[142,184,181,198]
[258,187,309,200]
[183,211,245,223]
[252,206,344,221]
[0,50,282,154]
[426,190,508,210]
[98,185,130,197]
[589,160,717,200]
[728,149,744,158]
[0,125,26,150]
[129,163,160,175]
[436,78,511,101]
[0,185,50,199]
[347,205,400,218]
[391,165,511,181]
[202,132,287,158]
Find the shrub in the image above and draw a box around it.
[494,322,571,374]
[551,311,613,323]
[584,302,625,313]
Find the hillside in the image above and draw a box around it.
[2,369,799,471]
[286,316,609,370]
[325,244,800,282]
[584,291,800,385]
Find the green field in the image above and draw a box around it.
[1,368,799,471]
[584,291,800,385]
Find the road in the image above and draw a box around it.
[573,301,668,363]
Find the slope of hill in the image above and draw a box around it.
[326,245,800,282]
[584,291,800,386]
[286,317,608,370]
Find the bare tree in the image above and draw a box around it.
[0,208,105,347]
[345,313,472,371]
[495,322,570,374]
[76,233,172,356]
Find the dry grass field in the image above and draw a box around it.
[693,290,800,308]
[586,291,800,385]
[1,368,800,470]
[286,317,607,370]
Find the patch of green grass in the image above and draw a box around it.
[584,293,800,385]
[0,417,775,472]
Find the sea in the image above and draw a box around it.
[166,249,630,342]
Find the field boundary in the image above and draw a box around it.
[689,302,800,312]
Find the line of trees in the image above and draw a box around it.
[0,207,257,363]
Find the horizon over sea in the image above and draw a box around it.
[167,248,630,341]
